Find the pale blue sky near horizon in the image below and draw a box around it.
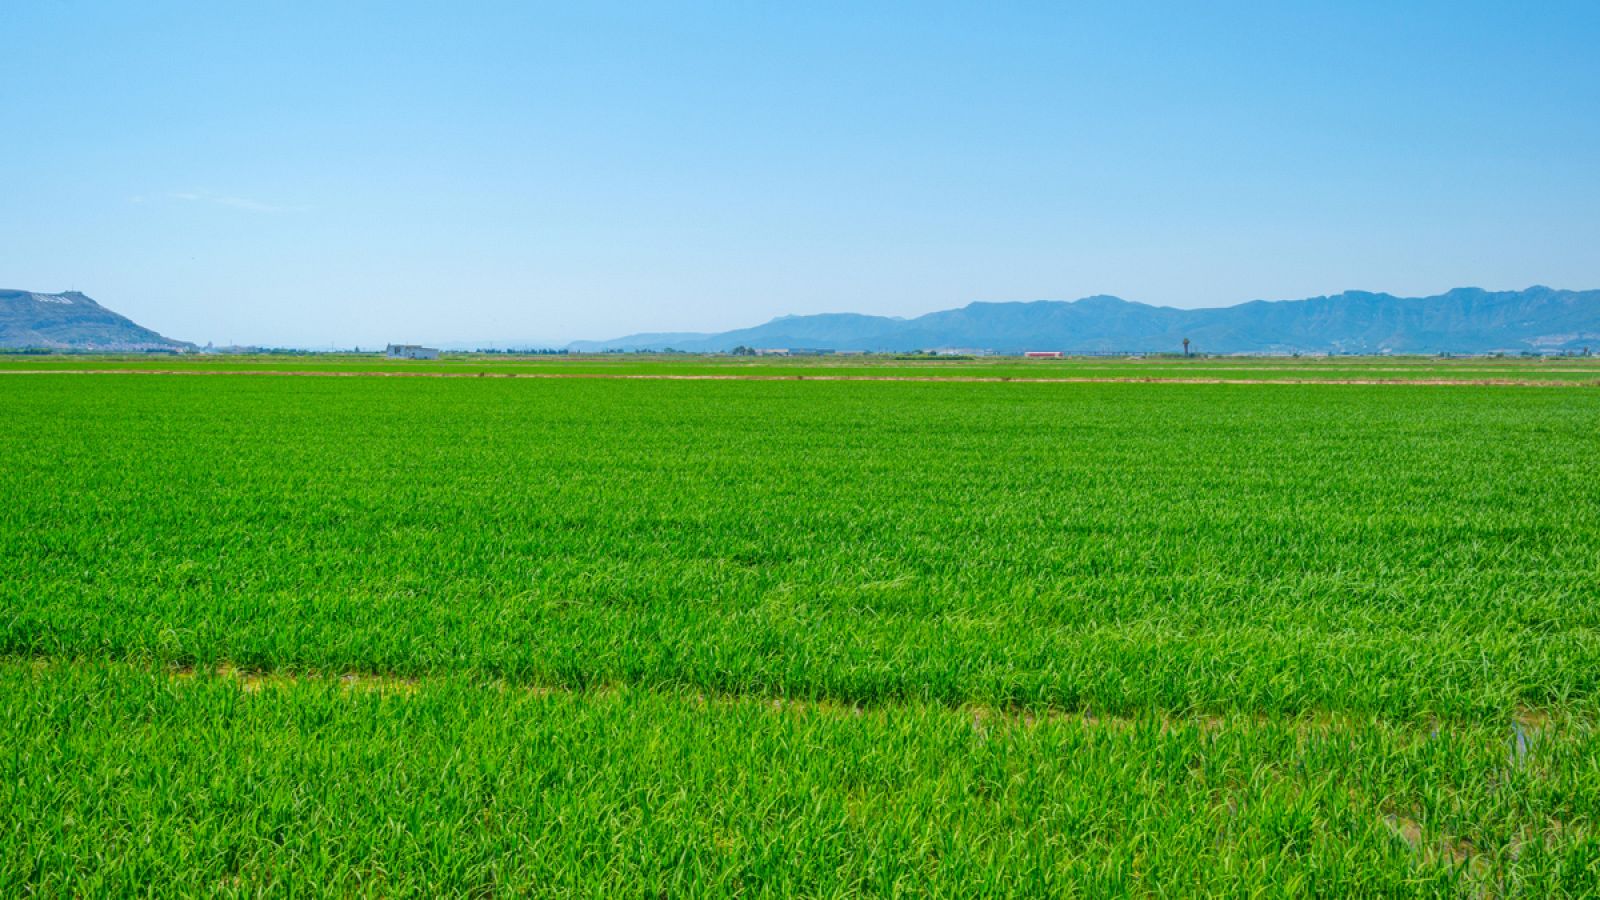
[3,1,1598,347]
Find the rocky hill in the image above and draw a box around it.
[0,290,192,351]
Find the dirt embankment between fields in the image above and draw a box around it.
[3,369,1596,387]
[20,657,1564,739]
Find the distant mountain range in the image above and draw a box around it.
[570,287,1600,355]
[1,290,192,351]
[7,286,1599,355]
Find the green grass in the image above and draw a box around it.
[3,369,1598,893]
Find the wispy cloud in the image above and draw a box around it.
[131,191,308,213]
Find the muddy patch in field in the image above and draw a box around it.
[1380,809,1496,888]
[1510,708,1550,768]
[168,663,420,696]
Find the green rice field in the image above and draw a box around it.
[3,360,1598,894]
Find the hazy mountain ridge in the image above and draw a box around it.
[570,287,1600,354]
[0,290,192,350]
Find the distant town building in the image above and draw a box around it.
[754,348,790,356]
[386,344,440,360]
[1023,350,1064,358]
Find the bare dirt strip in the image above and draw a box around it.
[2,368,1596,386]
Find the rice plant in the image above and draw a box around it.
[2,368,1596,893]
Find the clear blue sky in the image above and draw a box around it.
[4,1,1598,347]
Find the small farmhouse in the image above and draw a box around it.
[386,344,440,360]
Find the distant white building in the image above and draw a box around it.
[754,348,790,356]
[386,344,440,360]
